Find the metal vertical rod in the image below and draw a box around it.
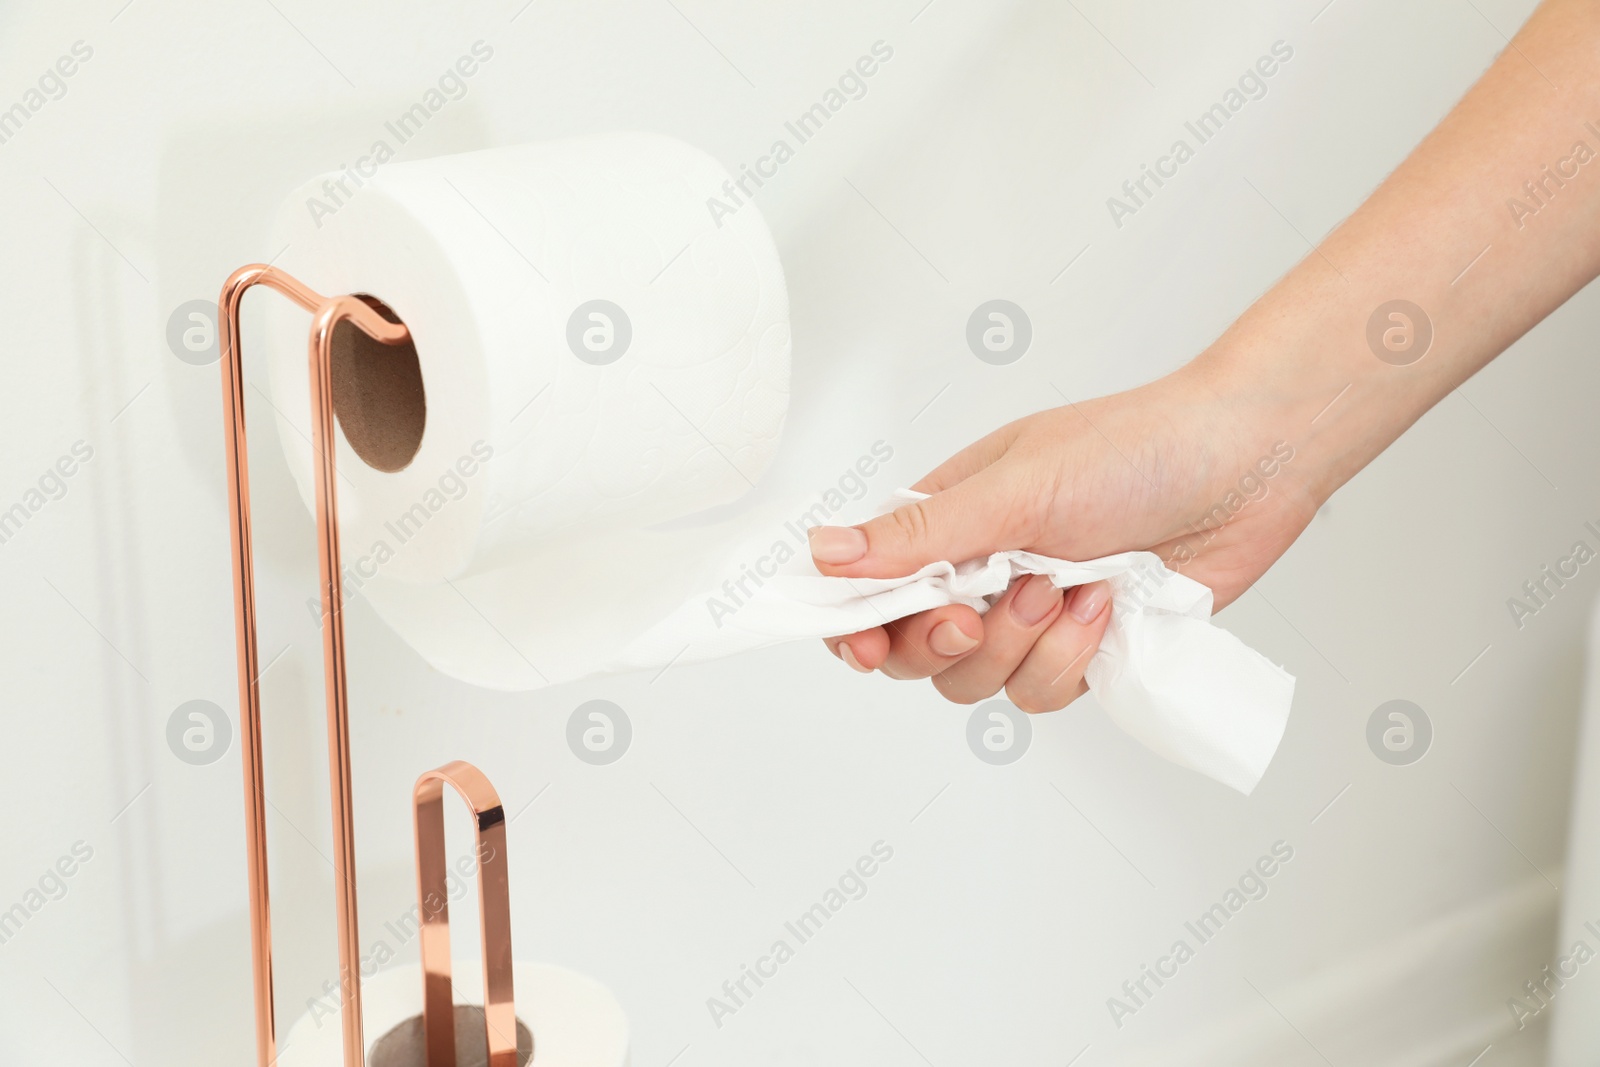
[218,265,412,1067]
[414,761,519,1067]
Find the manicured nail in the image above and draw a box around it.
[929,620,979,656]
[1067,582,1111,625]
[837,642,872,673]
[809,525,868,565]
[1010,574,1062,626]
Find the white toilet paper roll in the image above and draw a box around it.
[276,960,629,1067]
[258,136,1293,793]
[266,133,790,590]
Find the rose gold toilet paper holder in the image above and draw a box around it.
[218,265,519,1067]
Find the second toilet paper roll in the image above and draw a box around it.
[275,960,629,1067]
[267,132,790,598]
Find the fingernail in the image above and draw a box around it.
[929,620,979,656]
[1010,574,1062,626]
[809,525,868,565]
[1067,582,1111,625]
[837,642,872,673]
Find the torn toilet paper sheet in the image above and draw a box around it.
[617,503,1293,797]
[367,491,1293,796]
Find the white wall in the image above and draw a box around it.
[0,0,1586,1064]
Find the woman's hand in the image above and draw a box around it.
[813,0,1600,713]
[808,362,1321,712]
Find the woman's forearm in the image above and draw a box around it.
[816,0,1600,701]
[1194,0,1600,504]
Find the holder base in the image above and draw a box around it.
[370,1006,533,1067]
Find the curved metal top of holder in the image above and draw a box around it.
[414,761,520,1067]
[218,264,412,1067]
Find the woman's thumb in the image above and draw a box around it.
[808,475,1014,578]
